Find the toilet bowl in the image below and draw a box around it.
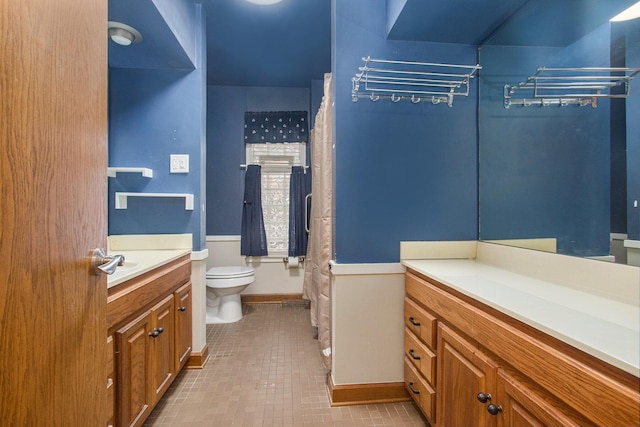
[205,266,255,324]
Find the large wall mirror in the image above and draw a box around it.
[478,0,640,264]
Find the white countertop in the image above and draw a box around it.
[402,259,640,377]
[107,249,191,288]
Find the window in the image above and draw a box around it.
[245,143,306,255]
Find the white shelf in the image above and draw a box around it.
[115,192,194,210]
[107,167,153,178]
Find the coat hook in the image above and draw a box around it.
[391,93,401,102]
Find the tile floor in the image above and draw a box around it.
[144,303,428,426]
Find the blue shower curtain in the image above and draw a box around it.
[288,166,311,257]
[241,165,268,256]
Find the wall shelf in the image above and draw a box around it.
[107,167,154,178]
[115,192,194,210]
[351,56,481,107]
[503,67,640,109]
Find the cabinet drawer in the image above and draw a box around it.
[404,297,437,350]
[404,327,436,385]
[404,357,436,423]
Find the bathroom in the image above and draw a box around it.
[2,0,638,424]
[107,0,639,416]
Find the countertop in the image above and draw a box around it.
[107,249,191,288]
[402,259,640,377]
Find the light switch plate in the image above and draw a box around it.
[170,154,189,173]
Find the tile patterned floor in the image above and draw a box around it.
[144,304,428,426]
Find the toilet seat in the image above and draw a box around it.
[206,266,254,279]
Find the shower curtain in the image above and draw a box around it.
[240,165,268,256]
[303,73,333,370]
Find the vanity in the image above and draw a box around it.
[401,241,640,427]
[105,236,193,427]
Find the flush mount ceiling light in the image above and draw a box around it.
[610,1,640,21]
[108,21,143,46]
[245,0,283,5]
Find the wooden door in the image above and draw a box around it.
[0,0,107,425]
[174,282,193,372]
[437,324,499,427]
[117,312,153,427]
[150,295,175,404]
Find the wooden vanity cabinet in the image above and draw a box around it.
[405,269,640,427]
[107,254,192,427]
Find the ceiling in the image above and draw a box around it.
[202,0,331,87]
[108,0,637,88]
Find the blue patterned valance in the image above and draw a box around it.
[244,111,308,143]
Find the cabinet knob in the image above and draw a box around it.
[487,404,503,415]
[157,327,164,334]
[149,329,160,338]
[178,306,187,312]
[407,382,421,395]
[477,392,491,403]
[408,317,421,326]
[408,349,421,360]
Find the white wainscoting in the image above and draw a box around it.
[206,236,304,295]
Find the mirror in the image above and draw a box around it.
[478,0,640,263]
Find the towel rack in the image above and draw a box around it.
[503,67,640,109]
[351,56,481,107]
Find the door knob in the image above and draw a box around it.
[90,248,125,275]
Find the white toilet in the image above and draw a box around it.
[205,266,255,324]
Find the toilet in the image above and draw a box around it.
[205,266,255,324]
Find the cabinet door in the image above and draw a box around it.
[174,282,193,372]
[496,370,583,427]
[437,324,499,427]
[106,335,115,427]
[116,312,153,427]
[149,295,175,405]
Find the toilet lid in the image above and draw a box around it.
[206,266,254,279]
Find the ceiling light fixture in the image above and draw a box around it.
[610,1,640,21]
[245,0,283,5]
[108,21,143,46]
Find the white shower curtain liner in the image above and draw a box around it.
[303,73,333,370]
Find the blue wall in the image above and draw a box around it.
[478,24,612,257]
[333,0,479,263]
[153,0,198,65]
[108,4,207,251]
[206,86,311,235]
[626,21,640,240]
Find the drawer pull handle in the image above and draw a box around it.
[487,404,503,415]
[477,392,492,403]
[149,327,164,338]
[178,306,187,312]
[408,382,421,395]
[408,349,421,360]
[408,317,421,326]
